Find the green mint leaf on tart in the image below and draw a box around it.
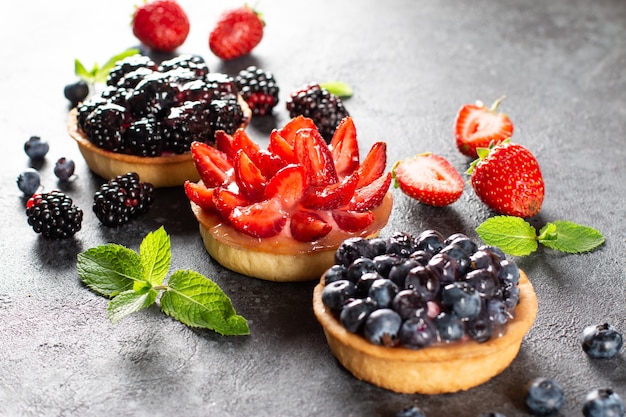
[107,288,159,324]
[320,81,353,98]
[74,48,140,84]
[476,216,605,256]
[139,226,171,286]
[77,244,143,297]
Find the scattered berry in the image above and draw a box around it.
[525,377,565,415]
[467,140,544,218]
[209,5,264,60]
[26,191,83,238]
[396,405,427,417]
[581,323,624,359]
[64,80,89,107]
[234,66,279,116]
[54,158,75,181]
[17,169,41,196]
[582,388,625,417]
[392,152,464,206]
[24,136,49,160]
[93,173,155,226]
[454,97,514,158]
[132,0,190,52]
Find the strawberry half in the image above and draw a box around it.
[468,141,544,217]
[209,5,264,60]
[454,97,514,158]
[392,153,464,207]
[301,172,360,211]
[348,172,392,212]
[132,0,190,52]
[191,142,233,188]
[332,210,375,232]
[233,150,266,201]
[184,181,216,212]
[290,210,332,242]
[356,142,387,188]
[264,164,307,210]
[294,128,338,187]
[229,198,287,238]
[329,116,360,177]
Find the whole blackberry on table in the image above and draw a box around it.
[82,103,129,152]
[234,66,279,116]
[123,118,164,157]
[93,173,155,227]
[162,101,212,153]
[26,191,83,238]
[286,83,350,143]
[207,95,246,136]
[158,54,209,78]
[106,55,157,87]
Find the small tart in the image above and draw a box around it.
[313,270,537,394]
[67,98,251,188]
[191,192,393,282]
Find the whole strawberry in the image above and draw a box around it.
[468,141,544,217]
[209,5,264,60]
[132,0,190,52]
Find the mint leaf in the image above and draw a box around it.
[320,81,353,98]
[107,288,158,324]
[476,216,538,256]
[77,244,143,297]
[539,221,605,254]
[74,58,91,81]
[139,226,171,286]
[94,48,140,83]
[161,270,250,335]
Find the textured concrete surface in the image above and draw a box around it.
[1,0,625,416]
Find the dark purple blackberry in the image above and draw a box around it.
[158,54,209,78]
[126,73,177,119]
[234,66,279,116]
[76,96,108,131]
[162,101,212,153]
[207,95,245,136]
[26,191,83,238]
[286,83,350,143]
[175,80,214,106]
[115,67,156,89]
[123,118,164,157]
[205,73,239,100]
[161,67,201,87]
[106,55,157,87]
[82,103,129,152]
[93,172,155,227]
[100,85,129,107]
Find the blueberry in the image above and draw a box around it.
[334,237,375,266]
[396,405,426,417]
[441,282,482,320]
[321,280,356,312]
[502,282,520,312]
[582,388,625,417]
[388,259,420,287]
[355,272,383,297]
[409,249,432,266]
[386,231,416,257]
[581,323,624,359]
[340,297,377,333]
[434,311,464,342]
[400,317,437,349]
[392,289,427,320]
[464,269,499,298]
[427,253,459,284]
[324,264,348,285]
[440,244,472,275]
[363,308,402,347]
[368,278,399,308]
[444,233,478,255]
[24,136,49,159]
[414,229,445,254]
[347,257,378,282]
[372,254,402,278]
[477,244,506,261]
[466,305,493,342]
[487,298,510,332]
[64,80,90,107]
[405,265,440,302]
[497,259,520,284]
[54,157,75,181]
[471,249,502,275]
[525,377,565,415]
[17,169,41,196]
[368,237,388,257]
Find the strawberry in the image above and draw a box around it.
[355,142,387,188]
[184,181,216,212]
[229,198,287,238]
[191,142,233,187]
[290,211,332,242]
[454,97,514,158]
[329,116,360,177]
[332,210,374,232]
[294,128,338,187]
[132,0,190,52]
[233,150,266,201]
[392,153,464,207]
[209,5,264,60]
[467,141,544,217]
[213,187,249,219]
[264,164,307,209]
[301,172,360,211]
[348,172,392,212]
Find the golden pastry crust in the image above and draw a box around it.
[312,270,537,394]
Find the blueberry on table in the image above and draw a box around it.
[582,388,625,417]
[16,169,40,196]
[64,80,89,107]
[395,405,427,417]
[525,377,565,415]
[24,136,49,160]
[54,157,75,181]
[581,323,624,359]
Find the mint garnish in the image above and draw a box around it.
[476,216,605,256]
[74,48,140,84]
[76,227,250,336]
[320,81,353,99]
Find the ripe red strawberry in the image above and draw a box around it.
[301,172,360,211]
[184,181,216,212]
[132,0,190,52]
[191,142,233,188]
[454,97,514,158]
[349,172,392,212]
[332,210,374,232]
[209,5,264,60]
[468,141,544,217]
[356,142,387,188]
[329,116,360,177]
[392,153,464,207]
[229,198,287,238]
[264,165,307,209]
[294,128,338,187]
[290,211,332,242]
[234,150,266,201]
[213,187,249,218]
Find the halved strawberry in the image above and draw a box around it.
[268,129,297,164]
[348,172,392,212]
[233,150,266,201]
[300,172,359,211]
[213,186,250,218]
[332,209,374,232]
[392,153,464,206]
[184,180,216,211]
[229,198,287,238]
[294,128,338,187]
[356,142,387,188]
[454,97,514,158]
[290,210,332,242]
[329,116,360,177]
[191,141,233,187]
[264,164,307,210]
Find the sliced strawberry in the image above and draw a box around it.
[264,164,307,209]
[348,172,392,212]
[454,97,514,158]
[392,153,464,206]
[191,141,233,187]
[268,129,297,164]
[233,150,266,201]
[332,209,375,232]
[329,116,360,177]
[290,210,332,242]
[213,186,249,218]
[184,181,216,212]
[253,149,288,179]
[228,198,287,238]
[300,172,359,211]
[214,130,237,160]
[277,115,317,146]
[294,127,338,187]
[356,142,387,188]
[233,128,260,158]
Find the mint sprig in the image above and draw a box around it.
[476,216,605,256]
[74,48,140,84]
[320,81,353,99]
[76,227,249,336]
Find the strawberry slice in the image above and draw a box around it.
[329,116,360,177]
[392,153,464,206]
[300,172,359,211]
[356,142,387,188]
[253,149,288,179]
[264,164,307,210]
[268,129,297,164]
[191,141,233,187]
[348,172,392,212]
[332,209,374,232]
[184,181,216,212]
[215,128,260,161]
[277,115,317,146]
[229,198,287,238]
[213,186,249,218]
[290,210,332,242]
[234,150,266,201]
[294,127,338,187]
[454,97,514,158]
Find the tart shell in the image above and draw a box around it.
[312,270,538,394]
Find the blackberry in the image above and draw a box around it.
[93,173,155,226]
[235,66,280,116]
[207,95,245,136]
[175,80,214,106]
[26,191,83,238]
[106,55,157,87]
[158,54,209,78]
[206,73,239,100]
[115,67,156,89]
[163,101,212,153]
[286,83,350,143]
[126,73,177,119]
[100,85,129,107]
[82,103,129,152]
[76,96,107,131]
[123,118,164,157]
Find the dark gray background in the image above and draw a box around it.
[1,0,625,416]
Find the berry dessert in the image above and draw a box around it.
[185,116,394,281]
[235,66,279,116]
[312,230,538,394]
[67,54,251,188]
[93,173,155,227]
[26,191,83,238]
